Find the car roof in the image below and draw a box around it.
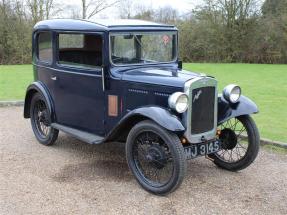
[34,19,177,31]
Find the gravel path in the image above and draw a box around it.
[1,107,286,215]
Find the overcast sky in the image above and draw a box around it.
[141,0,203,13]
[59,0,204,19]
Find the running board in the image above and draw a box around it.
[51,123,104,144]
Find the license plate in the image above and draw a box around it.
[184,140,221,159]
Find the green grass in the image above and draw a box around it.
[0,63,286,142]
[184,63,287,143]
[0,65,33,100]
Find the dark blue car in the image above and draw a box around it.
[24,19,260,195]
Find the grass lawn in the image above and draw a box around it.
[184,63,287,143]
[0,63,286,142]
[0,65,33,100]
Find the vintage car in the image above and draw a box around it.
[24,19,260,195]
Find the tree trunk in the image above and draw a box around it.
[82,0,86,19]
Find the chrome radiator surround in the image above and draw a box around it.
[183,76,218,143]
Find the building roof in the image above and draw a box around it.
[34,19,177,31]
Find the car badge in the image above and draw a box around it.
[193,90,202,102]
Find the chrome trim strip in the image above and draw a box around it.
[101,67,105,91]
[183,76,218,143]
[35,64,102,77]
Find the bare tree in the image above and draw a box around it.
[133,3,154,21]
[26,0,56,23]
[118,0,133,19]
[155,6,179,24]
[45,0,53,19]
[81,0,119,19]
[211,0,260,26]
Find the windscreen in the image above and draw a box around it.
[110,32,177,65]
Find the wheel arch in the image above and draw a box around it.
[105,106,185,142]
[218,95,258,125]
[24,82,54,119]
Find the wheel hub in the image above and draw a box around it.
[146,145,167,169]
[219,128,237,150]
[39,110,50,126]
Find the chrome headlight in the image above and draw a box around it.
[168,92,189,113]
[223,84,241,103]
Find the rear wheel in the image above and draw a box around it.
[30,93,58,146]
[126,120,186,195]
[209,115,260,171]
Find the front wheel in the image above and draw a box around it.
[209,115,260,171]
[126,120,186,195]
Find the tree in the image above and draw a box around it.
[118,0,133,19]
[189,0,261,62]
[259,0,287,63]
[132,4,154,21]
[26,0,56,24]
[0,0,32,64]
[262,0,287,17]
[81,0,119,19]
[155,6,179,24]
[0,0,287,64]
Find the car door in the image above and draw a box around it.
[52,32,105,135]
[34,31,57,103]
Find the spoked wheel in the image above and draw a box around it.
[30,93,58,145]
[126,120,186,195]
[133,132,174,186]
[209,115,260,171]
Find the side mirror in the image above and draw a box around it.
[178,60,182,70]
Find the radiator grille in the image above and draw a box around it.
[191,87,215,134]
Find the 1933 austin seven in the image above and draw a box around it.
[24,19,260,195]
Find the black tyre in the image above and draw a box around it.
[30,93,58,146]
[209,115,260,171]
[126,120,186,195]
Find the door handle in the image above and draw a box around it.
[51,76,57,81]
[101,68,105,91]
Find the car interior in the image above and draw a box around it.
[58,34,102,68]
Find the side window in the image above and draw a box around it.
[58,33,102,69]
[38,32,53,63]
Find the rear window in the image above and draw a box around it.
[38,32,52,63]
[58,33,102,69]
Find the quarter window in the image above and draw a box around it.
[38,32,52,63]
[58,33,102,68]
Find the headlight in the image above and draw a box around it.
[223,84,241,103]
[168,92,189,113]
